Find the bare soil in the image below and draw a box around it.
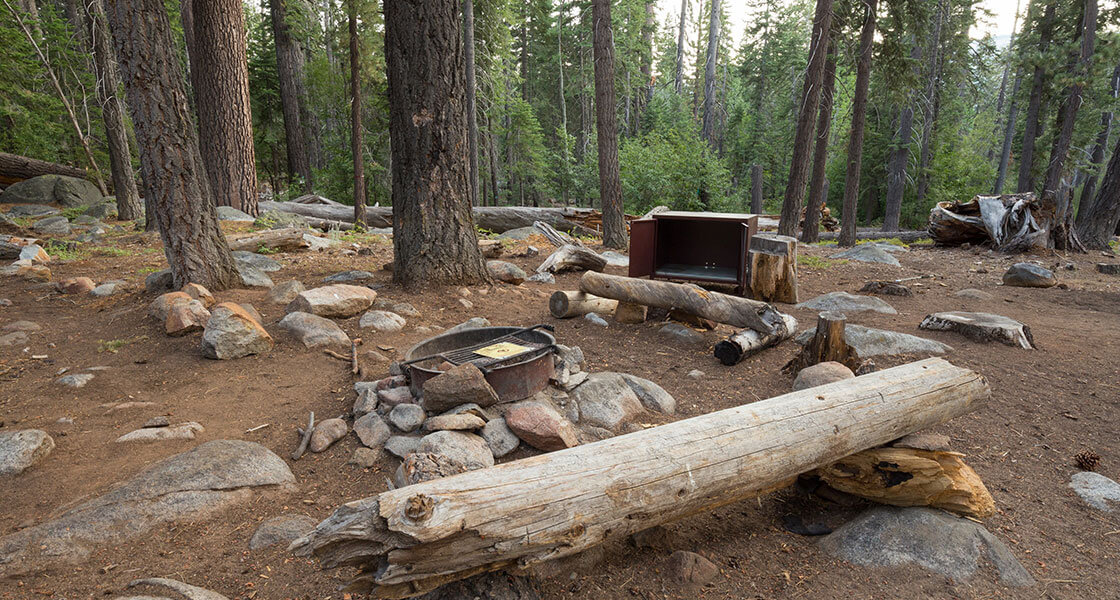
[1,225,1118,600]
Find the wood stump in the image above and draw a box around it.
[613,301,647,324]
[783,311,860,374]
[748,233,798,304]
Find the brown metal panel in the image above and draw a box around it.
[738,222,751,294]
[628,218,656,278]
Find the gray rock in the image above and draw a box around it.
[309,418,348,453]
[201,304,273,359]
[424,413,486,432]
[445,317,490,334]
[143,416,170,428]
[601,250,629,268]
[0,440,292,573]
[619,374,675,414]
[1002,263,1057,288]
[323,270,374,283]
[286,284,378,318]
[486,260,527,284]
[236,264,274,288]
[83,200,117,220]
[422,363,500,412]
[392,302,421,318]
[58,373,94,388]
[360,310,406,332]
[667,550,719,586]
[795,324,952,357]
[278,311,350,349]
[687,369,704,379]
[123,577,229,600]
[792,361,855,391]
[377,386,415,409]
[416,431,494,470]
[570,373,644,432]
[91,280,127,297]
[831,245,902,266]
[1069,471,1120,512]
[349,447,379,468]
[496,226,536,240]
[859,241,909,253]
[32,216,71,235]
[481,417,520,458]
[232,251,282,272]
[658,323,705,347]
[266,280,305,305]
[554,345,585,372]
[354,412,391,448]
[18,243,48,263]
[254,210,308,229]
[238,303,263,325]
[0,429,54,476]
[145,269,173,293]
[353,388,378,417]
[6,204,59,217]
[249,515,317,550]
[2,320,41,332]
[819,506,1034,587]
[116,422,203,443]
[215,206,254,222]
[0,331,29,346]
[389,403,426,432]
[0,175,102,207]
[796,291,897,315]
[384,435,421,459]
[527,272,555,284]
[954,288,993,300]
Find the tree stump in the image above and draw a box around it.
[783,311,859,374]
[613,301,647,324]
[748,233,798,303]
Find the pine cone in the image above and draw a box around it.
[1075,450,1101,471]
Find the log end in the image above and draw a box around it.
[713,341,742,366]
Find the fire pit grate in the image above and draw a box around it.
[401,324,555,372]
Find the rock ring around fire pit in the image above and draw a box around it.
[403,325,557,403]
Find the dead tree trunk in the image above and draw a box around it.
[548,291,618,318]
[784,311,859,374]
[839,0,876,247]
[750,163,763,214]
[592,0,627,250]
[0,152,88,185]
[104,0,240,290]
[294,358,990,598]
[714,313,798,365]
[801,30,838,243]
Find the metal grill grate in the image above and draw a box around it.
[402,324,555,372]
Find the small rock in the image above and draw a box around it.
[954,288,993,300]
[248,515,317,550]
[658,323,705,347]
[667,550,719,586]
[2,320,41,332]
[266,280,305,305]
[859,281,912,297]
[286,284,377,318]
[201,302,274,359]
[389,403,426,432]
[142,416,170,428]
[57,373,94,388]
[165,299,211,336]
[19,244,50,264]
[0,299,11,306]
[149,291,192,321]
[1069,471,1120,512]
[115,422,203,442]
[423,413,486,432]
[392,302,420,318]
[216,206,255,222]
[309,418,348,452]
[232,250,282,272]
[0,429,55,476]
[601,250,629,268]
[32,216,71,235]
[1002,262,1057,288]
[278,311,350,348]
[830,245,901,266]
[687,369,704,379]
[415,430,494,470]
[144,269,173,293]
[239,303,263,324]
[349,447,379,468]
[486,260,527,284]
[504,401,579,451]
[620,374,676,414]
[796,291,897,315]
[323,270,374,283]
[792,361,855,391]
[0,331,28,346]
[458,298,473,309]
[481,417,520,458]
[360,310,406,332]
[91,280,127,297]
[445,317,490,334]
[180,283,215,307]
[584,312,608,327]
[237,264,274,288]
[527,272,555,284]
[354,412,391,448]
[377,386,415,409]
[422,363,500,412]
[571,373,644,432]
[14,264,51,281]
[384,435,421,459]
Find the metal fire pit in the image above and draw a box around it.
[402,325,557,403]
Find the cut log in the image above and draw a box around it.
[714,313,798,366]
[783,311,859,374]
[532,220,582,248]
[579,271,786,335]
[817,446,995,519]
[226,228,311,252]
[292,358,990,597]
[478,239,503,259]
[748,233,798,303]
[537,245,607,274]
[918,311,1034,349]
[258,201,598,235]
[548,291,618,319]
[613,301,647,324]
[0,151,89,186]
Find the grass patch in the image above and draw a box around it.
[43,240,87,261]
[98,335,147,353]
[860,237,910,248]
[809,240,838,246]
[798,255,847,269]
[10,216,34,228]
[137,266,160,275]
[60,207,85,220]
[1110,239,1118,252]
[256,243,280,255]
[91,245,134,257]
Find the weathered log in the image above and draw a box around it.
[748,233,798,304]
[258,200,598,234]
[537,245,607,274]
[293,358,990,597]
[613,301,647,324]
[532,220,581,248]
[0,151,88,186]
[226,228,311,252]
[548,291,618,319]
[783,311,859,374]
[817,446,995,519]
[816,229,929,243]
[714,313,798,366]
[918,311,1034,349]
[478,239,504,259]
[579,271,786,335]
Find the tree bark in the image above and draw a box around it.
[783,311,859,374]
[915,0,946,205]
[750,163,763,213]
[801,31,837,243]
[269,0,314,192]
[839,0,876,247]
[1016,1,1057,194]
[713,313,797,365]
[993,71,1022,194]
[1076,113,1120,248]
[548,290,618,319]
[748,233,799,304]
[192,0,259,215]
[882,104,914,232]
[0,152,88,186]
[778,0,833,236]
[592,0,627,250]
[84,0,143,220]
[386,0,489,288]
[640,0,656,113]
[700,0,720,148]
[348,0,365,225]
[1076,62,1120,227]
[295,357,990,598]
[464,0,479,208]
[104,0,240,290]
[673,0,686,94]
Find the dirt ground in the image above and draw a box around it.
[1,223,1118,600]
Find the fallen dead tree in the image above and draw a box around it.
[226,228,311,252]
[548,291,618,318]
[579,271,785,334]
[0,151,88,186]
[927,193,1049,251]
[815,229,930,243]
[293,358,990,597]
[533,221,607,274]
[713,313,798,365]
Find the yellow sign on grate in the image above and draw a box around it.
[473,342,531,359]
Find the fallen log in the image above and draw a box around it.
[0,151,88,186]
[537,245,607,274]
[548,291,618,319]
[918,311,1034,349]
[226,228,311,252]
[714,313,798,365]
[532,220,581,248]
[293,358,990,597]
[816,229,930,243]
[579,271,785,334]
[817,446,995,519]
[783,311,860,374]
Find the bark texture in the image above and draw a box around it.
[801,32,837,243]
[269,0,315,191]
[700,0,720,148]
[386,0,489,287]
[104,0,240,290]
[1016,1,1056,193]
[464,0,479,207]
[1076,130,1120,249]
[673,0,686,94]
[348,0,365,224]
[839,0,876,247]
[592,0,627,249]
[882,105,914,232]
[1076,63,1120,226]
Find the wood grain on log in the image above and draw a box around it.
[226,228,310,252]
[293,358,990,597]
[548,291,618,319]
[537,245,607,274]
[579,271,785,334]
[0,151,88,185]
[783,311,859,374]
[748,233,799,304]
[714,313,798,365]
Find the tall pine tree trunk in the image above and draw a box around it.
[593,0,627,249]
[915,0,946,205]
[1016,1,1057,193]
[193,0,258,214]
[673,0,687,94]
[1075,62,1120,227]
[700,0,720,148]
[640,0,655,113]
[882,104,914,232]
[269,0,314,192]
[103,0,239,290]
[1076,132,1120,248]
[777,0,833,236]
[801,30,837,243]
[84,0,142,220]
[839,0,876,247]
[348,0,364,224]
[464,0,479,207]
[386,0,488,287]
[993,71,1022,194]
[558,4,570,206]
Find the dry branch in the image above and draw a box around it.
[537,245,607,274]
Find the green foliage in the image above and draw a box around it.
[43,240,86,261]
[798,255,846,269]
[98,335,147,353]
